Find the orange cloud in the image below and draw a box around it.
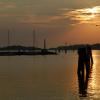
[20,14,57,24]
[0,2,16,8]
[62,6,100,24]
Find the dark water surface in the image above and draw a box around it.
[0,50,99,100]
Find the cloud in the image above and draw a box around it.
[0,2,16,8]
[20,6,100,27]
[61,6,100,24]
[1,4,99,28]
[20,15,52,24]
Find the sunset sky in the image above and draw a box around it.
[0,0,100,47]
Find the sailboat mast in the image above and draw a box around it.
[8,29,10,47]
[44,39,46,49]
[33,29,35,48]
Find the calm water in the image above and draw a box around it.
[0,50,99,100]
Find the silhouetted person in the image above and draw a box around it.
[77,47,86,75]
[77,46,93,97]
[77,46,93,76]
[85,45,93,74]
[78,67,90,97]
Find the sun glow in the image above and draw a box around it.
[86,7,98,14]
[76,7,99,21]
[64,6,100,24]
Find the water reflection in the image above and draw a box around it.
[88,51,100,98]
[0,51,100,99]
[77,50,100,99]
[78,68,92,97]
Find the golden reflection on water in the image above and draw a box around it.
[77,50,100,99]
[89,51,100,97]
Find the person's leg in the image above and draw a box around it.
[78,60,83,73]
[86,61,90,77]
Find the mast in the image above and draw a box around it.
[33,29,35,48]
[8,29,10,47]
[44,39,46,49]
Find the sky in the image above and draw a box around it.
[0,0,100,47]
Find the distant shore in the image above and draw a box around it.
[0,44,100,51]
[57,43,100,50]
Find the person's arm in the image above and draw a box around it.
[90,51,93,67]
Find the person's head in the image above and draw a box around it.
[86,45,92,53]
[78,47,86,56]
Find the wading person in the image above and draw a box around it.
[77,45,93,97]
[77,46,93,75]
[85,45,93,74]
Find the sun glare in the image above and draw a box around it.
[87,7,98,14]
[62,6,100,25]
[81,7,99,20]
